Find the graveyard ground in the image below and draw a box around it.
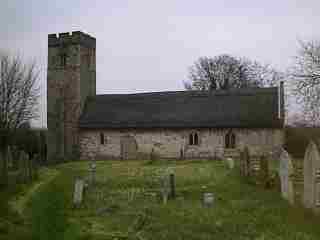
[3,159,320,240]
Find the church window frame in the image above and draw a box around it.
[60,53,67,67]
[225,130,236,149]
[189,132,199,146]
[100,132,105,145]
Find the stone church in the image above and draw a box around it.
[47,31,285,161]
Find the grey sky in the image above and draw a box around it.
[1,0,320,127]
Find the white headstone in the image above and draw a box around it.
[279,148,294,204]
[225,157,235,169]
[73,178,84,206]
[203,192,214,207]
[303,141,320,212]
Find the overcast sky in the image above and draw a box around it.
[1,0,320,127]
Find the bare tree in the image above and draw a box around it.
[0,52,39,188]
[184,54,283,91]
[291,40,320,126]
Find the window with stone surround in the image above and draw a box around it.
[60,53,67,67]
[189,132,199,146]
[225,131,236,149]
[100,133,105,145]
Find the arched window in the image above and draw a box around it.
[194,133,198,145]
[225,131,236,149]
[230,133,236,148]
[189,133,194,145]
[60,53,67,67]
[189,132,199,146]
[100,132,104,145]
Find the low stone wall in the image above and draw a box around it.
[79,128,284,160]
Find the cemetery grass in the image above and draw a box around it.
[4,160,320,240]
[46,160,320,239]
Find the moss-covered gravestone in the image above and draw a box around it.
[303,140,320,213]
[259,154,269,188]
[73,178,84,207]
[7,146,13,170]
[240,147,250,177]
[279,148,294,205]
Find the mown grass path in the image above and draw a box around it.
[9,167,59,216]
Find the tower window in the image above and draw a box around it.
[189,132,199,146]
[225,131,236,149]
[100,133,105,145]
[60,54,67,67]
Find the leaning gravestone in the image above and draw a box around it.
[7,146,13,169]
[303,140,320,213]
[240,147,250,177]
[73,178,85,207]
[279,148,294,205]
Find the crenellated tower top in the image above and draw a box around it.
[48,31,96,48]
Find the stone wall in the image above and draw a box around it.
[79,128,284,160]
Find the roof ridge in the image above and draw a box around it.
[94,87,277,97]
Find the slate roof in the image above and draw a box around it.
[79,87,283,129]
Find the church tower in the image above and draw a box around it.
[47,31,96,161]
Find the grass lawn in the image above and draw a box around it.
[3,159,320,240]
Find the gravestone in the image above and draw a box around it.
[279,148,294,204]
[19,151,28,183]
[203,192,214,207]
[169,172,176,199]
[240,147,250,177]
[11,146,20,170]
[73,178,85,206]
[89,161,97,184]
[225,157,235,170]
[259,154,269,188]
[303,140,320,213]
[160,174,170,204]
[7,146,13,169]
[33,154,40,180]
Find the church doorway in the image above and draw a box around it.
[121,135,138,160]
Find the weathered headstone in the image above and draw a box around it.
[279,148,294,204]
[160,174,170,204]
[33,154,40,180]
[203,192,214,207]
[11,146,20,170]
[259,154,269,188]
[225,157,235,169]
[19,151,28,183]
[7,146,13,169]
[73,178,85,206]
[169,172,176,199]
[89,161,97,184]
[240,147,250,177]
[303,140,320,213]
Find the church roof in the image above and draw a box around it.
[79,87,283,129]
